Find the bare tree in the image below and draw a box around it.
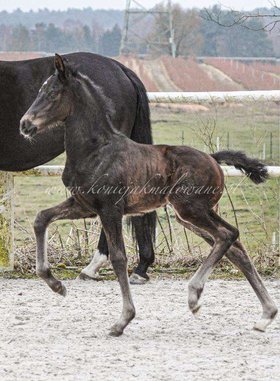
[173,6,203,56]
[149,3,202,57]
[203,1,280,32]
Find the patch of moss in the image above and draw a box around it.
[0,214,10,268]
[0,243,9,267]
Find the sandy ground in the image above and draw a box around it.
[144,59,181,92]
[200,63,244,91]
[0,278,279,381]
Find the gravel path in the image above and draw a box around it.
[0,278,279,381]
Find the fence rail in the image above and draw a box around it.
[1,90,280,271]
[147,90,280,104]
[15,165,280,178]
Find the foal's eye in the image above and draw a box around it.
[48,91,57,100]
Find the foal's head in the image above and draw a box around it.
[20,54,76,138]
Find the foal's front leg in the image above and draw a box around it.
[100,211,135,336]
[34,196,94,295]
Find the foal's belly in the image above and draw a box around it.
[124,194,168,216]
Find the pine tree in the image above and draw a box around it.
[100,24,121,56]
[10,24,30,51]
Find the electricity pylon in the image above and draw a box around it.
[120,0,176,57]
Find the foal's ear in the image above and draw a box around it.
[54,53,67,79]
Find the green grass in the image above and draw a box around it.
[151,104,279,268]
[152,103,279,165]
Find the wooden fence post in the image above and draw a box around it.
[0,172,14,271]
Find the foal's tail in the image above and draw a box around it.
[211,150,268,184]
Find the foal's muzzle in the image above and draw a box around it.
[20,118,38,138]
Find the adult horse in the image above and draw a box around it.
[0,52,155,283]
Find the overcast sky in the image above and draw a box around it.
[0,0,275,12]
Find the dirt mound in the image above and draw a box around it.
[201,63,244,90]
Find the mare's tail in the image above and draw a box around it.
[116,62,156,243]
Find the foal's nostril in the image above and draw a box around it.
[30,125,38,137]
[20,119,30,132]
[20,119,38,137]
[20,120,27,132]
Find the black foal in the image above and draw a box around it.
[20,54,277,336]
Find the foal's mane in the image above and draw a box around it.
[75,71,116,119]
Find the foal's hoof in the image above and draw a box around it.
[54,282,67,297]
[253,307,278,332]
[191,303,201,315]
[188,284,203,314]
[109,325,123,337]
[253,319,271,332]
[129,273,149,285]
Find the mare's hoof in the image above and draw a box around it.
[77,272,98,281]
[129,273,149,285]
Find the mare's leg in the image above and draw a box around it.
[129,214,156,285]
[176,215,278,331]
[173,205,239,313]
[79,229,108,280]
[79,213,156,285]
[99,210,135,336]
[34,196,94,295]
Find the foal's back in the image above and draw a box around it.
[119,138,224,213]
[127,139,224,187]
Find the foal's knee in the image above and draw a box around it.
[111,255,128,272]
[227,227,239,246]
[34,210,49,234]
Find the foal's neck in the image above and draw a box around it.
[65,75,117,158]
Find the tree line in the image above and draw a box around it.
[0,4,277,57]
[0,22,122,56]
[147,4,275,57]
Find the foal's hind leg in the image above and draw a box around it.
[176,217,278,331]
[34,197,94,295]
[173,206,239,313]
[226,241,278,331]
